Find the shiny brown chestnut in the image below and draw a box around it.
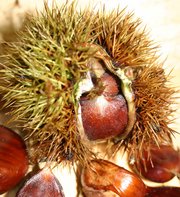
[0,125,28,194]
[81,159,146,197]
[80,72,128,141]
[80,94,128,141]
[16,167,65,197]
[129,145,180,183]
[145,187,180,197]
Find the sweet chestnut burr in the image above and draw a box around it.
[0,0,175,167]
[0,2,178,195]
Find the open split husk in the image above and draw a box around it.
[0,2,176,167]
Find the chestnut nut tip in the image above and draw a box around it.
[100,73,119,97]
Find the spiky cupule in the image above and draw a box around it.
[0,2,176,166]
[0,3,98,164]
[128,64,176,164]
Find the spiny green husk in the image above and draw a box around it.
[0,3,176,165]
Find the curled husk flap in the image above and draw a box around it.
[0,2,176,165]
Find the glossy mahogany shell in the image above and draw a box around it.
[16,168,65,197]
[0,125,28,194]
[146,187,180,197]
[130,145,180,183]
[81,159,146,197]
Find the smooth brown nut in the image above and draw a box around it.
[81,159,146,197]
[80,94,128,141]
[0,125,28,194]
[130,145,180,183]
[16,168,65,197]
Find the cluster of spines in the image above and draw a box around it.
[0,2,176,166]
